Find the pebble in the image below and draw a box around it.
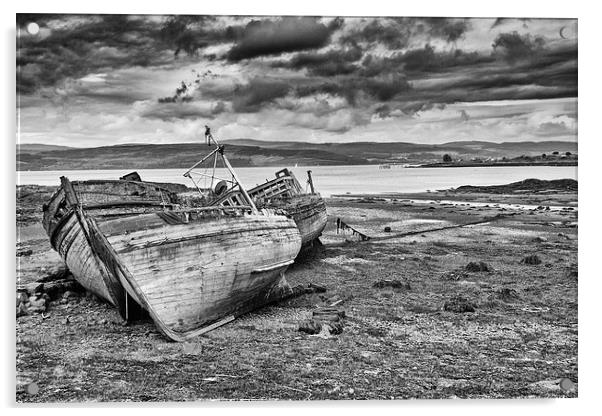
[16,303,28,317]
[16,291,29,305]
[28,297,47,313]
[63,290,79,299]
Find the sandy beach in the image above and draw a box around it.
[16,184,578,401]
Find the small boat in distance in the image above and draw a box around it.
[379,164,392,169]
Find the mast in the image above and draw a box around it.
[218,146,258,213]
[183,127,259,214]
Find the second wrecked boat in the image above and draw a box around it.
[247,169,327,247]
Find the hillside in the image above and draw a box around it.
[16,142,366,171]
[225,139,578,163]
[16,144,74,154]
[16,140,578,171]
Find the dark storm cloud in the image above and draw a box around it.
[158,15,216,57]
[490,18,531,29]
[492,31,546,62]
[380,45,495,73]
[340,17,471,49]
[139,101,226,121]
[340,19,412,49]
[17,14,241,94]
[226,17,336,62]
[231,78,292,112]
[19,15,158,94]
[416,18,471,43]
[155,24,575,123]
[293,73,411,106]
[23,14,577,130]
[271,46,362,76]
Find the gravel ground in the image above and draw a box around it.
[16,186,578,402]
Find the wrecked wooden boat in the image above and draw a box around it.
[42,179,183,316]
[246,169,328,247]
[44,138,302,341]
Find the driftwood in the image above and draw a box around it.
[335,218,370,241]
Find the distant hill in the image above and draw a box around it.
[16,139,578,171]
[16,142,366,171]
[224,139,577,163]
[16,143,74,154]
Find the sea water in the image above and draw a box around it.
[16,165,578,197]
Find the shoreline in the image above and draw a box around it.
[17,161,578,172]
[414,161,577,168]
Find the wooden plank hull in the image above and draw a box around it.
[42,180,181,310]
[87,210,302,340]
[272,195,328,246]
[54,213,116,304]
[247,170,328,246]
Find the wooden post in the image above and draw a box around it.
[307,170,315,194]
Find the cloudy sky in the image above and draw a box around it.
[16,14,577,147]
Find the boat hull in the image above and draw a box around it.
[246,170,328,247]
[87,209,302,340]
[42,179,180,312]
[270,195,328,246]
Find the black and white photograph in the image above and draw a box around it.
[14,5,582,405]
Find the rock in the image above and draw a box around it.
[441,271,468,281]
[496,288,520,302]
[313,307,345,321]
[16,302,28,317]
[63,290,79,300]
[326,321,344,335]
[37,264,71,282]
[16,248,33,257]
[28,297,48,313]
[32,283,44,295]
[559,378,576,392]
[16,291,29,306]
[308,283,327,293]
[528,379,563,392]
[299,320,322,335]
[522,255,542,265]
[465,261,492,272]
[372,279,411,290]
[39,279,82,300]
[443,296,476,313]
[289,285,307,298]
